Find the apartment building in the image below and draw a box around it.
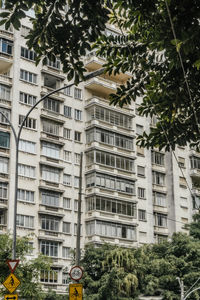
[0,11,198,294]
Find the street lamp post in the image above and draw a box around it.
[0,68,104,259]
[177,277,200,300]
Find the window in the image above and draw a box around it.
[0,157,8,174]
[74,109,82,121]
[136,124,143,135]
[63,128,71,139]
[20,69,37,84]
[152,171,165,186]
[19,91,36,106]
[74,176,79,188]
[63,174,71,186]
[19,139,36,154]
[40,241,58,257]
[0,132,10,148]
[180,197,188,208]
[154,213,167,227]
[41,269,58,283]
[90,106,132,129]
[74,200,78,211]
[74,88,82,100]
[63,197,71,209]
[153,192,166,207]
[63,222,70,233]
[74,131,81,142]
[18,189,34,203]
[190,156,200,169]
[21,47,36,61]
[74,153,80,164]
[0,38,13,55]
[0,107,10,124]
[47,58,60,69]
[0,210,6,225]
[41,216,59,232]
[86,196,137,217]
[87,150,134,172]
[64,106,72,118]
[64,150,71,162]
[86,172,135,195]
[86,220,136,240]
[179,176,187,188]
[138,187,145,199]
[43,120,59,136]
[151,151,165,166]
[86,128,133,150]
[138,209,146,221]
[62,272,69,284]
[19,115,36,129]
[44,74,60,89]
[62,247,71,258]
[41,191,59,207]
[64,86,71,96]
[193,196,200,209]
[178,157,185,168]
[41,165,59,183]
[0,182,8,199]
[21,25,30,37]
[16,214,34,228]
[137,166,145,177]
[42,142,60,159]
[18,164,35,178]
[43,98,60,113]
[0,84,10,101]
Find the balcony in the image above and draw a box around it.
[0,23,13,40]
[0,198,7,209]
[85,51,105,71]
[38,205,65,218]
[0,39,13,73]
[0,74,12,86]
[154,226,168,235]
[85,77,117,97]
[153,205,168,214]
[85,51,131,82]
[190,168,200,178]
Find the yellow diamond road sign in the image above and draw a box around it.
[3,273,20,293]
[4,294,18,300]
[69,283,83,300]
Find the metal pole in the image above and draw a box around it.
[177,277,184,300]
[0,68,105,260]
[76,152,83,266]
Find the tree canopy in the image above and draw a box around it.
[81,232,200,299]
[1,0,200,150]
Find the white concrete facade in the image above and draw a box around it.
[0,14,198,294]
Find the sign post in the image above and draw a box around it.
[69,266,83,300]
[69,283,83,300]
[2,259,20,300]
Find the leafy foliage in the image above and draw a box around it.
[81,233,200,299]
[0,234,51,299]
[1,0,200,149]
[0,0,109,84]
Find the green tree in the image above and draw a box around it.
[81,234,200,299]
[186,211,200,240]
[0,234,51,299]
[1,0,200,150]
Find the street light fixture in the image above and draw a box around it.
[0,68,105,260]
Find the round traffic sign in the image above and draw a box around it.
[69,266,83,281]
